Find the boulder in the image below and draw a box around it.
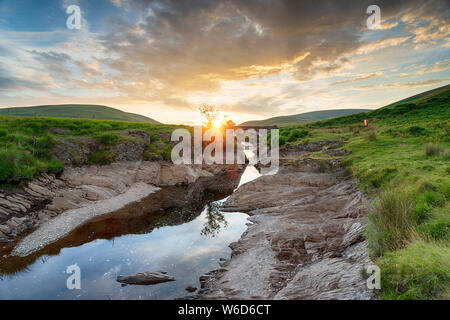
[117,271,175,285]
[110,141,146,162]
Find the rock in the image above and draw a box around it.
[0,206,11,217]
[110,141,146,162]
[6,217,25,228]
[7,196,31,209]
[116,271,175,285]
[0,198,25,213]
[136,161,161,184]
[47,197,79,214]
[159,164,200,186]
[27,183,54,198]
[53,137,99,165]
[0,224,11,234]
[186,286,197,293]
[200,141,372,300]
[38,211,52,222]
[79,185,116,201]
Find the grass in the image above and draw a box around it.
[377,240,449,300]
[424,142,446,157]
[0,115,180,184]
[279,84,450,299]
[366,191,417,256]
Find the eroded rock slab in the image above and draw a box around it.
[200,142,373,300]
[117,271,175,286]
[11,183,160,257]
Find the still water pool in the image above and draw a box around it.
[0,165,260,300]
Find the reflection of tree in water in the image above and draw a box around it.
[201,202,228,238]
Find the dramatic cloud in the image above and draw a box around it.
[0,0,449,123]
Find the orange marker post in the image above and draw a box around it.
[364,119,369,127]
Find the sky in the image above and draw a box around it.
[0,0,449,125]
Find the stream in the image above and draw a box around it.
[0,164,261,300]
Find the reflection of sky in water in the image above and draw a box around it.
[0,211,248,300]
[0,166,261,300]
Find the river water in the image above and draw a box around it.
[0,164,261,300]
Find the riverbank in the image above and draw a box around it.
[198,141,373,299]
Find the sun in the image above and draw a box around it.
[212,118,223,128]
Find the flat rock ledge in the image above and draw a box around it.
[117,271,175,286]
[12,183,159,257]
[200,142,374,300]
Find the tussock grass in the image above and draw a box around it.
[366,130,377,141]
[424,142,445,157]
[366,191,417,256]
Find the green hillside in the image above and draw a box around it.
[0,104,159,123]
[241,109,370,127]
[278,84,450,300]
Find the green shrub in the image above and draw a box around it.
[95,133,119,146]
[151,135,161,142]
[287,129,308,142]
[364,167,398,189]
[46,159,64,174]
[0,128,7,137]
[278,135,287,146]
[420,191,445,208]
[158,145,173,161]
[90,150,114,165]
[414,201,433,223]
[377,240,450,299]
[366,191,417,256]
[442,180,450,199]
[408,125,429,136]
[418,209,450,242]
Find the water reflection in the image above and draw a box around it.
[201,202,228,238]
[0,164,262,299]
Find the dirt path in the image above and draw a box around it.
[200,141,373,300]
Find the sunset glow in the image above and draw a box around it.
[0,1,448,124]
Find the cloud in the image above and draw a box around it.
[358,78,450,89]
[0,0,449,120]
[332,72,383,85]
[98,0,440,93]
[0,63,47,91]
[417,59,450,75]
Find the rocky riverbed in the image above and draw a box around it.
[198,140,373,300]
[0,160,243,255]
[1,138,373,300]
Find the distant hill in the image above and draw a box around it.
[0,104,159,123]
[310,84,450,128]
[241,109,371,127]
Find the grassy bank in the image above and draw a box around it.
[279,85,450,299]
[0,116,179,185]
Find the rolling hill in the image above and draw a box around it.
[240,109,371,127]
[0,104,159,123]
